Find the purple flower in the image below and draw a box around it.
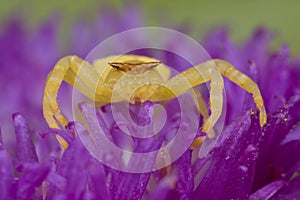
[1,5,300,200]
[69,4,144,57]
[0,17,61,132]
[1,94,299,199]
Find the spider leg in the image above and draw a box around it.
[64,67,111,103]
[213,59,267,126]
[43,56,74,129]
[192,87,209,122]
[149,59,266,139]
[147,69,210,134]
[43,56,110,130]
[149,62,223,138]
[201,67,224,138]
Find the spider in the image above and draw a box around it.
[43,55,267,148]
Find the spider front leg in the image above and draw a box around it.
[150,64,224,138]
[150,59,267,140]
[43,56,110,130]
[201,67,224,137]
[192,88,209,122]
[43,56,74,130]
[213,59,267,126]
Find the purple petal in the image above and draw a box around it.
[249,180,286,200]
[46,172,67,191]
[273,139,300,179]
[0,150,16,199]
[0,130,16,200]
[13,113,38,163]
[253,95,300,190]
[0,129,3,149]
[281,125,300,144]
[47,138,89,199]
[35,130,61,163]
[108,169,150,200]
[147,176,176,200]
[89,103,153,199]
[271,175,300,199]
[172,150,193,199]
[260,46,299,112]
[46,122,110,199]
[193,111,261,199]
[85,157,110,200]
[17,162,50,200]
[243,28,272,70]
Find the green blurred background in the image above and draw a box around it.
[1,0,299,53]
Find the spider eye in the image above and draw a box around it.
[108,61,161,73]
[108,62,132,72]
[108,63,120,69]
[146,62,161,69]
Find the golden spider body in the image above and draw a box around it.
[43,55,267,147]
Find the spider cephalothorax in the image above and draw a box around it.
[43,54,267,148]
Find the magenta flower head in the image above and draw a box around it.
[1,5,300,200]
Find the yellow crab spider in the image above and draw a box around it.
[43,55,267,146]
